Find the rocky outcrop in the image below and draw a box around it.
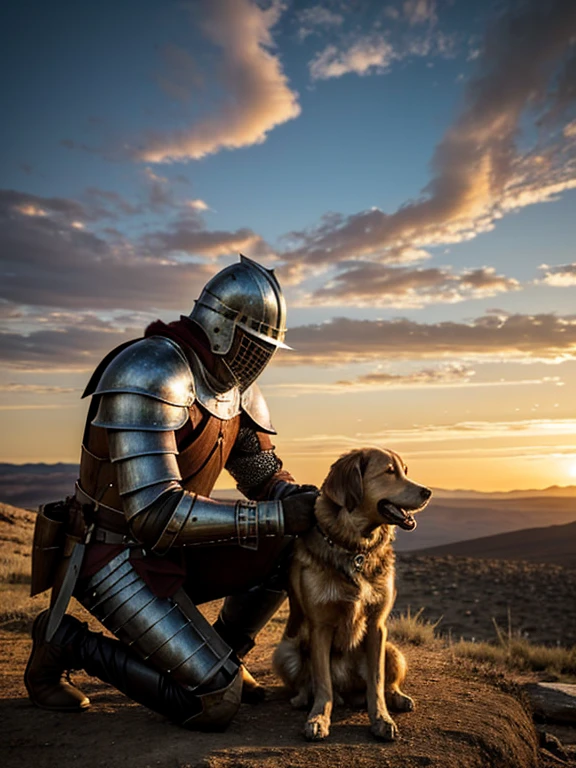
[525,682,576,725]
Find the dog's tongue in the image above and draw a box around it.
[378,501,418,531]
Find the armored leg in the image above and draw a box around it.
[214,584,287,657]
[79,550,237,687]
[212,539,292,658]
[26,610,241,729]
[26,549,244,728]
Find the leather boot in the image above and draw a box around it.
[76,617,241,729]
[24,610,90,712]
[213,583,287,704]
[27,610,241,730]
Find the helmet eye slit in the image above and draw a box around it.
[226,333,275,389]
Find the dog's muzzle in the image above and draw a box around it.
[377,488,431,531]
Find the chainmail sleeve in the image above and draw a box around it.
[226,423,300,500]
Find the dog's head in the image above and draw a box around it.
[321,447,431,531]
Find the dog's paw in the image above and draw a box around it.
[290,690,309,709]
[386,690,415,713]
[370,716,398,741]
[304,715,331,741]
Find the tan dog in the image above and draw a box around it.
[273,448,431,742]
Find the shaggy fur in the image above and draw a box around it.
[273,447,431,741]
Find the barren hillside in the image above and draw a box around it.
[416,520,576,568]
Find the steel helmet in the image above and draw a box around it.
[189,255,289,389]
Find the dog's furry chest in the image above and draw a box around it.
[293,539,395,652]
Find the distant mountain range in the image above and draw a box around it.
[430,485,576,499]
[0,463,243,509]
[395,494,576,551]
[415,519,576,569]
[1,463,575,553]
[0,463,79,509]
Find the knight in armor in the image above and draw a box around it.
[25,256,318,730]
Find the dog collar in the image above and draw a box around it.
[314,523,376,573]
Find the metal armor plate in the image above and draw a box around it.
[92,336,195,406]
[240,383,275,434]
[92,392,189,431]
[80,549,233,688]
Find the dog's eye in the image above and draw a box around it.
[385,464,395,474]
[404,465,408,474]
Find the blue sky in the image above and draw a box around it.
[1,0,576,490]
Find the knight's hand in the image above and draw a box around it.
[282,491,318,535]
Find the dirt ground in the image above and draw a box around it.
[0,597,544,768]
[394,554,576,646]
[0,505,571,767]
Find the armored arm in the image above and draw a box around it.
[227,385,319,502]
[89,337,284,554]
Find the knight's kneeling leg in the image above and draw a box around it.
[213,559,290,658]
[77,550,242,729]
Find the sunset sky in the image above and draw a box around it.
[1,0,576,491]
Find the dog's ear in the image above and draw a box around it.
[322,450,367,512]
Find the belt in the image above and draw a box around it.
[44,484,131,642]
[92,527,128,545]
[75,483,130,537]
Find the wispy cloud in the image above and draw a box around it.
[307,0,451,83]
[0,188,261,311]
[138,0,300,163]
[0,314,140,372]
[0,383,79,394]
[273,418,576,462]
[5,310,576,372]
[302,263,519,307]
[284,0,576,283]
[142,220,266,259]
[289,417,576,450]
[402,0,437,27]
[186,199,210,211]
[281,313,576,365]
[296,4,344,41]
[267,366,562,397]
[310,35,396,80]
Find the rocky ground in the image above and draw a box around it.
[394,554,576,647]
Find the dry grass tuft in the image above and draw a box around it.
[0,552,31,584]
[453,632,576,679]
[0,584,49,630]
[391,607,576,681]
[389,607,442,646]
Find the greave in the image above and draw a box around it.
[62,615,241,729]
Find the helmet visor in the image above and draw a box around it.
[226,332,276,390]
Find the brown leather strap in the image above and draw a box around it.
[75,483,128,535]
[92,527,127,545]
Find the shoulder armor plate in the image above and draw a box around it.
[92,392,189,431]
[92,336,195,407]
[241,384,276,434]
